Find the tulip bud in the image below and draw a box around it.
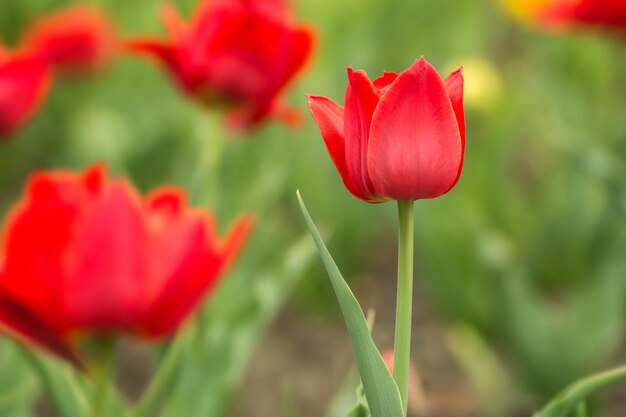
[307,58,465,203]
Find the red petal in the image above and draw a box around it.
[0,53,52,137]
[22,5,117,72]
[125,39,177,68]
[367,58,463,200]
[444,68,465,143]
[159,2,189,41]
[267,24,315,99]
[344,68,382,201]
[373,71,398,90]
[307,94,356,192]
[0,169,91,336]
[195,3,313,117]
[307,96,386,201]
[443,68,466,193]
[142,214,254,337]
[0,291,82,368]
[65,180,149,330]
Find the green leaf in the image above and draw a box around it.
[297,191,403,417]
[346,400,370,417]
[327,311,376,417]
[20,347,87,417]
[345,385,370,417]
[0,341,37,417]
[535,365,626,417]
[17,342,128,417]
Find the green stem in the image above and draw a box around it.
[190,114,224,206]
[189,115,224,340]
[574,402,588,417]
[92,338,115,417]
[393,200,414,415]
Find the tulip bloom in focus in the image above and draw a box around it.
[506,0,626,30]
[307,57,465,203]
[0,47,51,137]
[23,4,118,72]
[0,165,253,365]
[128,0,315,129]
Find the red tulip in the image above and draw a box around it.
[22,4,118,73]
[0,165,253,365]
[0,47,52,137]
[127,0,315,129]
[507,0,626,31]
[307,57,465,203]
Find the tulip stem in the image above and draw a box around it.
[92,338,116,417]
[191,113,224,206]
[393,200,414,415]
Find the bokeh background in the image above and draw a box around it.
[0,0,625,416]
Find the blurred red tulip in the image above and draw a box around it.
[127,0,315,129]
[0,48,52,137]
[0,165,253,365]
[23,4,118,73]
[307,57,465,203]
[507,0,626,30]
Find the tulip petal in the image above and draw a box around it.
[307,94,367,196]
[0,292,81,367]
[0,54,52,137]
[125,39,177,68]
[67,180,149,330]
[0,169,93,336]
[444,68,465,143]
[373,71,398,90]
[270,25,315,96]
[443,68,465,143]
[367,58,463,200]
[344,68,381,200]
[142,214,253,337]
[443,68,466,193]
[22,4,117,71]
[159,2,189,41]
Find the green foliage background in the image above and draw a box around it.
[0,0,625,415]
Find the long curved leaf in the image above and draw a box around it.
[297,191,403,417]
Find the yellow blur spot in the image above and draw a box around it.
[446,57,504,111]
[505,0,554,20]
[502,0,578,22]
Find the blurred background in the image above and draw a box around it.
[0,0,625,416]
